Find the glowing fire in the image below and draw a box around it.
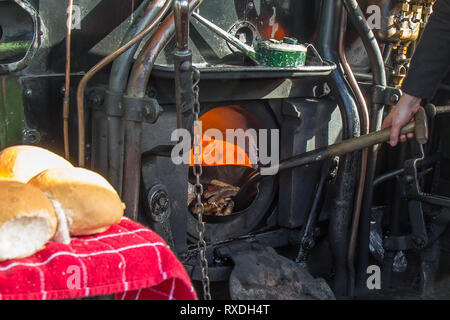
[189,106,259,168]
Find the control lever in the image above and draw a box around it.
[384,105,450,252]
[405,105,450,209]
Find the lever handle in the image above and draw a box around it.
[174,0,190,52]
[414,106,428,145]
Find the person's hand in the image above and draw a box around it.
[381,93,422,147]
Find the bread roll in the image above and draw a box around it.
[0,145,73,183]
[0,180,57,261]
[28,167,125,237]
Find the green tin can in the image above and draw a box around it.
[255,37,307,68]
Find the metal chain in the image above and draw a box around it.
[192,66,211,300]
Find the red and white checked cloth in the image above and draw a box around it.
[0,217,198,300]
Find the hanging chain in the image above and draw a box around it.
[192,66,211,300]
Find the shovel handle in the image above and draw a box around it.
[414,107,428,145]
[234,107,430,206]
[330,106,428,155]
[263,107,428,174]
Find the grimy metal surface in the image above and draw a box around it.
[0,76,25,148]
[2,0,448,301]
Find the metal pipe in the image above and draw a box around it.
[121,2,174,220]
[296,159,333,264]
[373,156,437,187]
[191,12,259,64]
[317,0,360,298]
[278,122,415,172]
[388,142,407,240]
[174,0,190,53]
[1,77,8,148]
[342,0,387,87]
[354,72,373,82]
[90,0,150,177]
[105,0,167,194]
[125,0,203,98]
[338,8,370,297]
[341,0,387,292]
[435,105,450,115]
[109,0,165,93]
[76,0,172,167]
[122,0,203,220]
[174,0,195,131]
[63,0,74,160]
[383,43,394,65]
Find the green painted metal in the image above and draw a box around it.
[0,76,26,149]
[255,37,307,68]
[0,40,32,61]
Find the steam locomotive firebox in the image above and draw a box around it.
[130,0,344,286]
[3,0,449,301]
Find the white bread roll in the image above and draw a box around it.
[0,145,73,183]
[28,167,125,237]
[0,180,57,261]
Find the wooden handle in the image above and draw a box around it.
[414,107,428,145]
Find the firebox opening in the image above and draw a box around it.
[188,105,263,220]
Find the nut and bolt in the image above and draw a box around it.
[390,94,400,104]
[24,88,33,98]
[305,238,316,250]
[149,189,170,223]
[413,236,426,248]
[89,93,104,107]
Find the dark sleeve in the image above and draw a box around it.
[401,0,450,99]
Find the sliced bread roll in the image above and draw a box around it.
[0,145,73,183]
[0,180,57,261]
[28,167,125,237]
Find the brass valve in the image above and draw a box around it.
[369,0,436,87]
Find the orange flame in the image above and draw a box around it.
[189,106,258,168]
